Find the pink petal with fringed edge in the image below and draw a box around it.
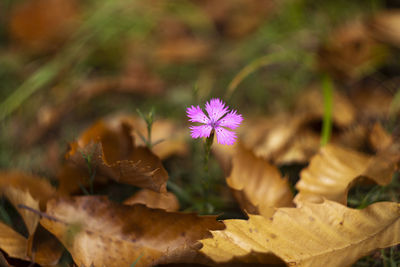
[190,125,213,138]
[215,126,237,145]
[186,105,209,124]
[218,110,243,129]
[205,98,229,122]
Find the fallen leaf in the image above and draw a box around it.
[58,118,169,194]
[0,171,56,211]
[28,224,64,266]
[200,200,400,266]
[0,251,12,267]
[9,0,78,53]
[238,114,307,164]
[2,187,39,236]
[226,144,293,217]
[295,144,398,205]
[156,38,211,63]
[349,83,394,119]
[0,187,63,265]
[294,87,356,128]
[0,223,28,261]
[317,19,387,80]
[195,0,275,38]
[123,189,180,212]
[40,196,224,267]
[368,10,400,48]
[128,117,188,160]
[368,123,393,152]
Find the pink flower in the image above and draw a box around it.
[186,98,243,145]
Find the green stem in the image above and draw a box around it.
[203,131,214,172]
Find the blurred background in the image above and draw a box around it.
[0,0,400,195]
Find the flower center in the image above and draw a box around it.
[209,119,220,129]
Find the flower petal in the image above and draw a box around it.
[218,110,243,129]
[186,105,209,124]
[215,126,237,145]
[190,125,213,139]
[205,98,229,122]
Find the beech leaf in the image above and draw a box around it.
[295,144,398,205]
[123,189,180,212]
[226,144,293,217]
[2,187,40,236]
[0,187,63,265]
[0,171,56,210]
[40,196,224,267]
[0,222,28,261]
[59,119,169,194]
[200,200,400,266]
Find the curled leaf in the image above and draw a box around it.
[295,144,398,205]
[0,171,56,210]
[0,222,28,261]
[201,200,400,267]
[0,187,63,265]
[40,196,224,267]
[123,189,179,212]
[226,144,293,217]
[59,119,169,194]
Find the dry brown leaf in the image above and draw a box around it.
[40,196,224,267]
[317,19,387,80]
[237,87,394,165]
[2,187,40,236]
[0,171,56,210]
[368,123,393,152]
[9,0,78,53]
[0,251,12,267]
[349,83,394,119]
[58,118,169,194]
[123,189,179,212]
[200,200,400,266]
[0,187,63,265]
[28,224,64,266]
[195,0,275,38]
[226,144,293,217]
[237,86,357,165]
[295,144,398,205]
[128,117,188,160]
[368,10,400,47]
[294,87,356,128]
[156,38,211,63]
[0,222,28,261]
[236,114,307,165]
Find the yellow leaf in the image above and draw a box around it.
[226,144,293,217]
[0,222,28,260]
[40,196,224,267]
[0,186,63,265]
[2,187,40,236]
[200,200,400,266]
[295,144,398,205]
